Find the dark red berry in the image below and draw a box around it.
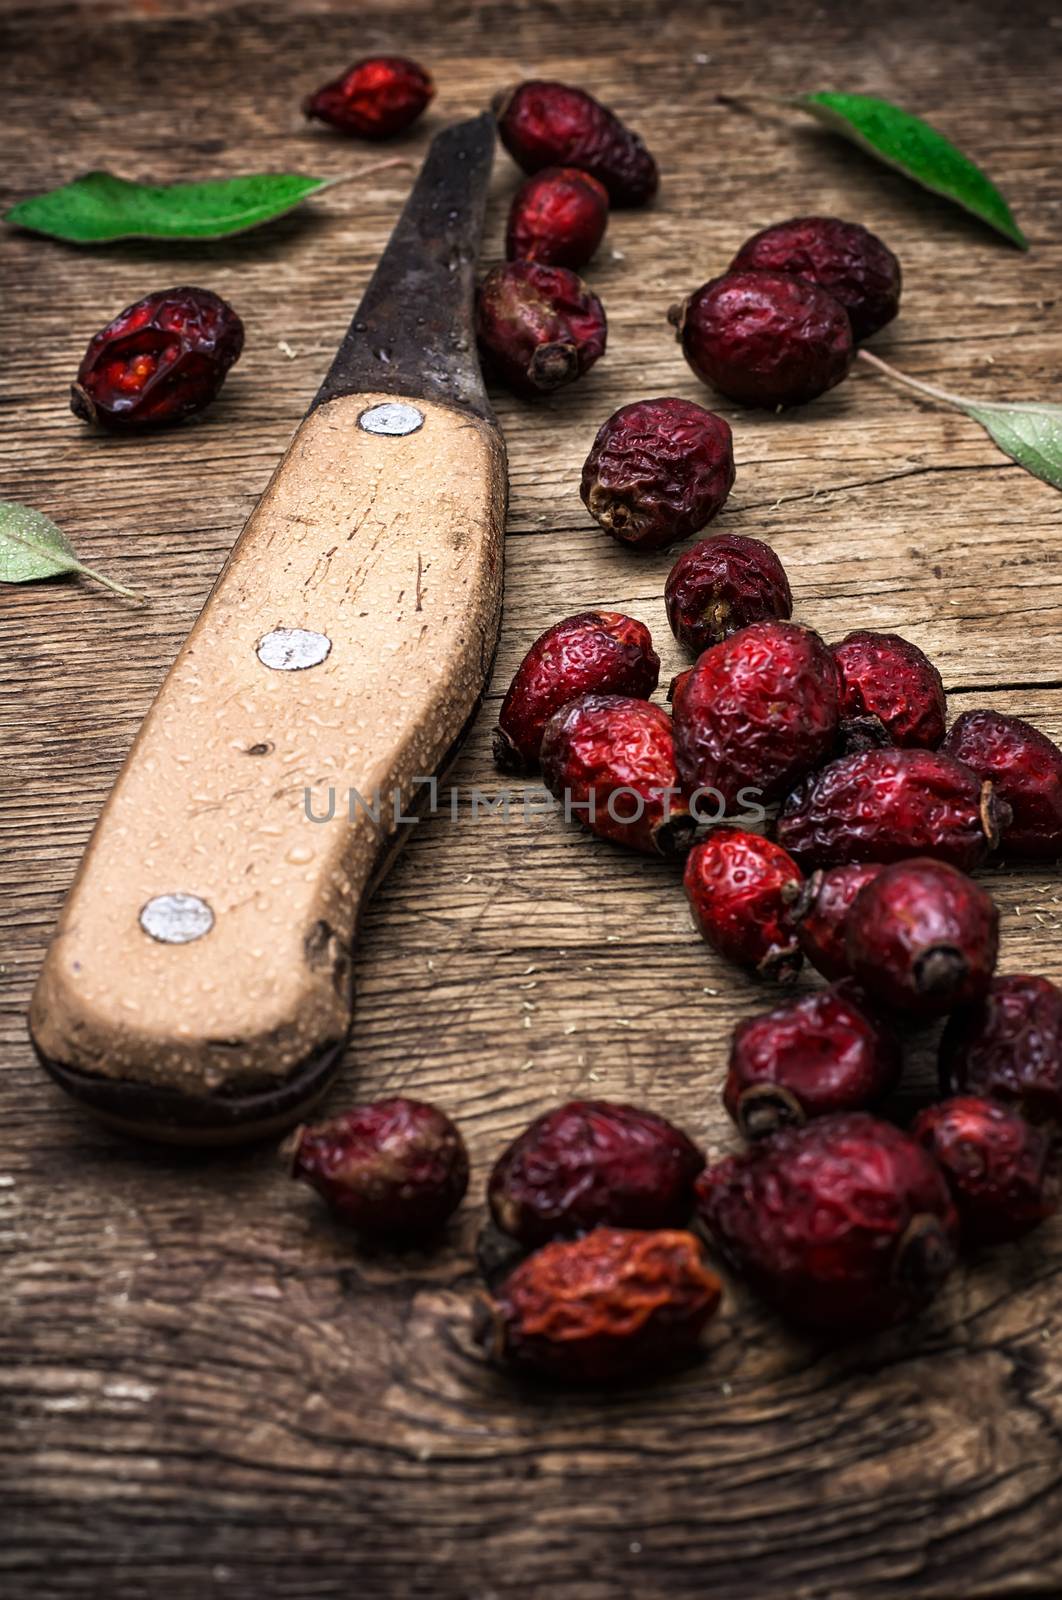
[832,631,946,750]
[942,709,1062,861]
[785,862,885,980]
[540,694,693,856]
[488,1101,705,1247]
[684,827,803,978]
[71,287,243,431]
[493,80,658,207]
[696,1112,958,1332]
[939,974,1062,1126]
[579,398,735,552]
[776,747,1002,871]
[494,611,659,773]
[723,983,902,1138]
[476,1228,721,1381]
[730,216,902,341]
[287,1097,468,1237]
[672,621,840,806]
[505,166,609,267]
[665,533,792,654]
[669,269,853,408]
[476,260,606,397]
[303,56,434,138]
[912,1096,1060,1245]
[846,859,999,1020]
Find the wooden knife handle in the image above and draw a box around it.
[30,392,506,1142]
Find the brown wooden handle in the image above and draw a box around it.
[30,392,507,1142]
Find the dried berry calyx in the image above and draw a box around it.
[939,974,1062,1126]
[784,862,884,981]
[476,260,606,396]
[684,827,803,979]
[494,610,659,773]
[488,1100,705,1246]
[72,286,244,430]
[730,216,902,341]
[942,709,1062,861]
[665,533,792,654]
[832,631,946,750]
[696,1112,958,1332]
[506,166,609,268]
[303,56,434,138]
[912,1096,1061,1245]
[286,1097,468,1236]
[670,269,853,408]
[476,1227,722,1380]
[493,80,659,207]
[580,398,735,553]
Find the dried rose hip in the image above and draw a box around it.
[476,260,606,397]
[540,694,693,856]
[505,166,609,268]
[672,621,840,806]
[669,269,853,408]
[785,862,884,980]
[476,1227,721,1381]
[684,827,803,978]
[723,983,902,1138]
[579,398,735,553]
[846,858,999,1020]
[287,1097,468,1236]
[912,1096,1060,1245]
[942,709,1062,861]
[730,216,902,342]
[494,610,659,773]
[776,747,1002,871]
[696,1113,958,1332]
[665,533,792,654]
[493,80,658,207]
[71,287,244,431]
[831,630,946,752]
[939,974,1062,1125]
[488,1101,704,1246]
[303,55,434,138]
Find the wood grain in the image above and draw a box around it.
[2,0,1062,1595]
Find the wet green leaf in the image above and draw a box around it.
[0,502,140,599]
[963,400,1062,490]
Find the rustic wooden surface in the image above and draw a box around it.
[3,1,1062,1595]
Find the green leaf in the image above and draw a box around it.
[792,92,1027,250]
[963,401,1062,491]
[0,502,140,599]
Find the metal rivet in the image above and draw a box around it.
[256,628,332,671]
[358,401,424,436]
[140,893,214,945]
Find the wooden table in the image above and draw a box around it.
[3,1,1061,1594]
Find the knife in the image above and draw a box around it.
[30,112,507,1145]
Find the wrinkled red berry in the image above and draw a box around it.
[476,260,606,397]
[785,862,884,980]
[723,983,902,1138]
[696,1113,958,1332]
[488,1101,704,1246]
[672,621,840,806]
[776,747,1002,871]
[476,1228,721,1381]
[912,1096,1060,1245]
[730,216,902,341]
[846,858,999,1020]
[505,166,609,267]
[942,709,1062,861]
[71,287,244,430]
[669,269,853,408]
[665,533,792,654]
[303,56,434,138]
[540,694,693,856]
[493,80,658,207]
[494,611,659,773]
[287,1097,468,1236]
[832,631,946,750]
[940,974,1062,1126]
[684,827,803,978]
[579,398,735,552]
